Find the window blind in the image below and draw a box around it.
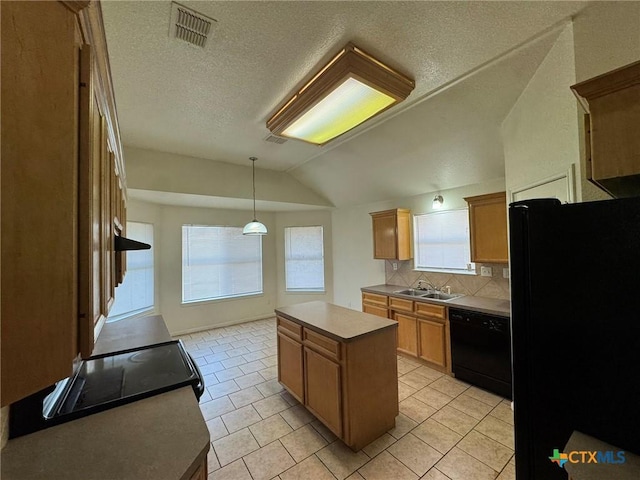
[414,209,472,272]
[285,226,325,292]
[182,225,263,303]
[108,222,154,321]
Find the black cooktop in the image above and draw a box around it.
[56,340,202,417]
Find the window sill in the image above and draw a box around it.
[181,292,264,306]
[413,267,477,276]
[285,290,326,294]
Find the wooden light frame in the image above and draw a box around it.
[267,42,415,146]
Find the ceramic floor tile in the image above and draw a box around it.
[398,371,433,390]
[411,366,444,381]
[429,376,470,398]
[256,379,285,397]
[242,350,267,362]
[475,415,514,449]
[422,468,452,480]
[220,404,262,433]
[203,373,220,387]
[412,419,462,454]
[208,458,252,480]
[188,348,213,359]
[489,403,514,426]
[412,386,454,410]
[280,404,316,430]
[249,414,294,447]
[204,353,230,364]
[228,386,264,409]
[397,359,421,375]
[358,451,418,480]
[211,343,233,354]
[215,366,245,382]
[243,440,296,480]
[399,396,437,423]
[456,430,513,472]
[280,390,299,406]
[280,424,328,462]
[259,365,279,381]
[436,447,498,480]
[310,419,338,443]
[362,433,397,458]
[464,386,503,407]
[211,428,259,466]
[430,405,479,436]
[200,396,236,421]
[386,433,442,476]
[240,359,268,374]
[234,372,265,389]
[221,356,247,369]
[200,362,226,376]
[207,448,221,473]
[253,392,291,418]
[245,342,267,352]
[345,472,365,480]
[206,416,229,442]
[316,441,370,480]
[496,462,516,480]
[261,355,279,367]
[279,455,336,480]
[388,413,418,440]
[398,382,418,401]
[226,346,251,358]
[448,394,494,420]
[209,380,240,399]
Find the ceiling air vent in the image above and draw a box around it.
[264,134,288,145]
[169,2,216,48]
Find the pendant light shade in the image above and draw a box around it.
[432,195,444,210]
[243,157,267,236]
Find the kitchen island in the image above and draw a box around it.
[275,301,398,451]
[0,315,209,480]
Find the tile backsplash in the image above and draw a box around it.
[385,260,510,300]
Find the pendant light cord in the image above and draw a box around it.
[251,157,257,221]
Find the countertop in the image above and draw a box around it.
[362,284,511,317]
[275,301,398,341]
[1,315,210,480]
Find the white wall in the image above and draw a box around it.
[331,178,507,310]
[501,25,581,200]
[275,210,334,308]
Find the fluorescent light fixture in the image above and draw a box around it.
[267,43,414,146]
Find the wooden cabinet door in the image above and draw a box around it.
[465,192,508,263]
[277,332,304,403]
[394,312,418,356]
[371,212,397,259]
[363,303,389,318]
[418,319,446,367]
[304,346,342,437]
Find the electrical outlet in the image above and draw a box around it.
[480,266,493,277]
[503,267,510,279]
[392,262,398,271]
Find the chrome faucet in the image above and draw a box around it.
[417,280,437,291]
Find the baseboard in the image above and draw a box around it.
[171,313,276,337]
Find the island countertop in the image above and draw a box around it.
[275,300,398,341]
[1,315,210,480]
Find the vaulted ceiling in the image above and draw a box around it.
[102,1,589,208]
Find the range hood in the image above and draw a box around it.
[114,235,151,252]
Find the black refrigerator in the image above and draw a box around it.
[509,197,640,480]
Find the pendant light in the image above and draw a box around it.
[243,157,268,235]
[432,195,444,210]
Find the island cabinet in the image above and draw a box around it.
[1,0,126,407]
[464,192,508,264]
[370,208,413,260]
[275,301,398,451]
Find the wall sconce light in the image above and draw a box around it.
[266,42,415,146]
[432,195,444,210]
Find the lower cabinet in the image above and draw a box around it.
[362,292,389,318]
[394,312,418,356]
[276,314,397,450]
[418,318,446,367]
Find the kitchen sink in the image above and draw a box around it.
[393,289,424,296]
[420,292,462,301]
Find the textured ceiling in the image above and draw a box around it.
[102,1,589,206]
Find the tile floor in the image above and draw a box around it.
[177,318,516,480]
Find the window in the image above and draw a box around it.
[285,226,325,292]
[413,209,473,273]
[108,222,154,321]
[182,225,263,303]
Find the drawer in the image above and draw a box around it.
[389,296,414,312]
[277,316,302,340]
[415,301,446,320]
[362,292,388,307]
[304,328,341,360]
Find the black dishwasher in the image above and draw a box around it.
[449,308,512,399]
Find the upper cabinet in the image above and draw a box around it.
[370,209,412,260]
[571,61,640,198]
[464,192,508,264]
[1,0,126,407]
